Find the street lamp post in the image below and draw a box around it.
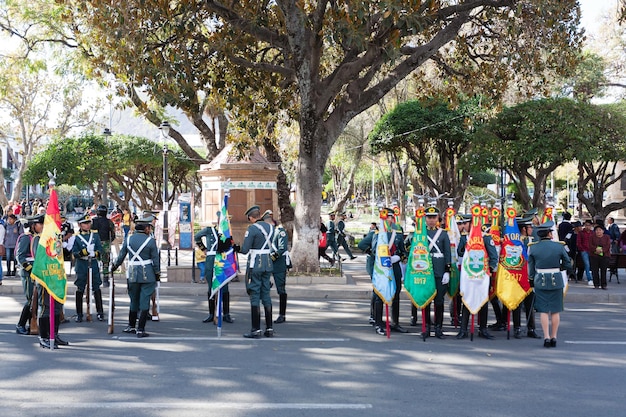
[102,128,112,208]
[159,121,171,249]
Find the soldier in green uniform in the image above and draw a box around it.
[15,215,44,335]
[91,205,116,287]
[528,221,572,348]
[455,222,499,340]
[337,212,356,260]
[359,222,378,325]
[265,210,291,324]
[423,207,451,338]
[72,214,104,322]
[513,216,541,339]
[112,218,160,338]
[195,223,233,323]
[240,205,275,338]
[361,208,407,335]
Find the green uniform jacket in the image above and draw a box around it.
[114,232,160,283]
[271,225,289,273]
[241,220,274,272]
[195,226,219,281]
[528,238,572,284]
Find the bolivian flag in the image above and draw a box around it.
[31,187,67,304]
[459,203,490,314]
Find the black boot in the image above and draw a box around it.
[75,290,84,322]
[54,315,69,346]
[136,310,150,338]
[124,311,138,333]
[16,304,31,335]
[410,304,418,326]
[264,305,274,337]
[456,308,469,339]
[222,292,234,323]
[275,294,287,323]
[434,304,444,338]
[38,317,57,349]
[95,289,104,321]
[514,327,522,339]
[203,294,216,323]
[435,325,445,339]
[243,306,262,338]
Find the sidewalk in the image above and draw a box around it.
[2,249,625,303]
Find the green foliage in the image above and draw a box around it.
[469,170,497,188]
[24,133,109,187]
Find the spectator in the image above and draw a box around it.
[590,224,611,290]
[557,211,573,241]
[576,220,594,286]
[606,217,620,254]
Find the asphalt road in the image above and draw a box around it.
[1,287,625,417]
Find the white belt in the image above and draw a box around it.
[129,259,153,266]
[26,257,35,262]
[206,251,216,256]
[249,249,270,267]
[537,268,560,273]
[432,253,444,258]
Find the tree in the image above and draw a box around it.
[8,0,584,271]
[575,101,626,219]
[474,98,626,213]
[24,133,197,210]
[0,55,95,206]
[369,97,485,210]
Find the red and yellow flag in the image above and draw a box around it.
[31,187,67,304]
[496,207,531,310]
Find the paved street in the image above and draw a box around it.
[1,253,626,416]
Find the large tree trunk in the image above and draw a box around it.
[289,119,335,273]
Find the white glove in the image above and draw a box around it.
[390,255,401,264]
[87,243,95,253]
[442,272,450,285]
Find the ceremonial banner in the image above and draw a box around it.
[31,187,67,304]
[211,194,238,298]
[445,206,461,297]
[490,206,502,254]
[372,212,396,305]
[496,207,531,310]
[460,204,490,314]
[404,207,436,308]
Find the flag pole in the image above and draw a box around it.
[216,288,222,338]
[470,314,475,342]
[421,308,427,341]
[506,309,511,340]
[385,304,390,339]
[49,296,55,350]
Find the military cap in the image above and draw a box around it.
[77,213,92,224]
[245,205,261,218]
[516,216,531,226]
[262,209,273,219]
[456,214,471,223]
[523,208,538,217]
[535,220,554,231]
[329,211,336,216]
[425,206,440,216]
[135,216,154,224]
[142,209,159,218]
[27,214,45,224]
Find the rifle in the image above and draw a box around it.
[86,259,93,322]
[29,283,39,335]
[107,264,115,334]
[151,282,160,321]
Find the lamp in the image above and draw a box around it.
[159,121,171,249]
[102,128,112,208]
